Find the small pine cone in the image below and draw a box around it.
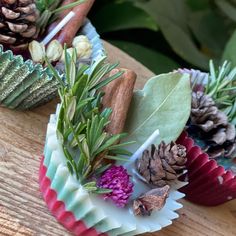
[137,142,187,187]
[0,0,39,50]
[190,91,236,158]
[191,91,228,131]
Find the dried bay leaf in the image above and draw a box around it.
[123,72,191,152]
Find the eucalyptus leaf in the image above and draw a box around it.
[110,40,179,74]
[91,2,158,33]
[123,72,191,151]
[215,0,236,22]
[188,9,228,58]
[223,30,236,67]
[135,0,209,69]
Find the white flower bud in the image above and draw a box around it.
[46,40,63,62]
[72,35,90,47]
[72,35,92,59]
[29,40,45,63]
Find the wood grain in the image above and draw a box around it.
[0,42,236,236]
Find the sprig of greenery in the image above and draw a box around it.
[36,0,86,34]
[205,60,236,124]
[46,49,134,192]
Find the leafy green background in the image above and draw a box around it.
[89,0,236,74]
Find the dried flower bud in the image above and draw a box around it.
[29,40,45,63]
[46,40,63,62]
[60,48,74,63]
[72,35,92,59]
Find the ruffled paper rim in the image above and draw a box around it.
[39,155,108,236]
[177,131,236,206]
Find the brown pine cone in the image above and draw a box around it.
[0,0,39,50]
[191,91,236,158]
[136,142,187,187]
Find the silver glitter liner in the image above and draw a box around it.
[0,19,105,110]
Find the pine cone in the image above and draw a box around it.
[0,0,39,50]
[190,91,236,158]
[137,142,187,187]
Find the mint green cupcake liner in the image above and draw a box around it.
[40,107,186,236]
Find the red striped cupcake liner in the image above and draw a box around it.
[177,132,236,206]
[39,156,107,236]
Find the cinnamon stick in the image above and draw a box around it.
[47,0,75,33]
[57,0,95,46]
[102,68,137,135]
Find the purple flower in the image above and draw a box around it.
[99,165,134,208]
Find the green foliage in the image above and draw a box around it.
[46,51,133,191]
[123,72,191,152]
[204,60,236,124]
[223,29,236,67]
[92,2,158,33]
[90,0,236,71]
[36,0,85,34]
[110,40,179,74]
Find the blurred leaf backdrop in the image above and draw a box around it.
[89,0,236,74]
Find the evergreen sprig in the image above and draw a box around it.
[36,0,86,34]
[46,49,134,193]
[205,60,236,124]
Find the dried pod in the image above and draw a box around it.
[28,40,45,63]
[46,40,63,62]
[133,185,170,216]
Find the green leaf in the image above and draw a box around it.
[136,0,209,69]
[91,2,158,33]
[109,40,179,74]
[186,0,210,11]
[94,188,112,194]
[52,0,86,14]
[188,9,229,58]
[123,72,191,151]
[83,181,97,192]
[105,155,130,162]
[215,0,236,22]
[91,70,123,90]
[223,30,236,67]
[66,96,76,121]
[67,161,74,175]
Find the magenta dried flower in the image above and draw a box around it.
[99,165,134,208]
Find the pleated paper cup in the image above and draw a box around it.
[39,107,187,236]
[0,19,105,110]
[177,132,236,206]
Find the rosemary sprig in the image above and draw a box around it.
[46,49,134,192]
[205,60,236,124]
[36,0,86,34]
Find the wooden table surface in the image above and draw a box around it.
[0,41,236,236]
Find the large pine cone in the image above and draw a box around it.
[137,142,187,187]
[0,0,39,50]
[191,91,236,158]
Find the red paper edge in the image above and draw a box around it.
[177,132,236,206]
[39,156,108,236]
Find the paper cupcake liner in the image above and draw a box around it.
[39,108,186,236]
[39,156,106,236]
[0,19,105,110]
[177,132,236,206]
